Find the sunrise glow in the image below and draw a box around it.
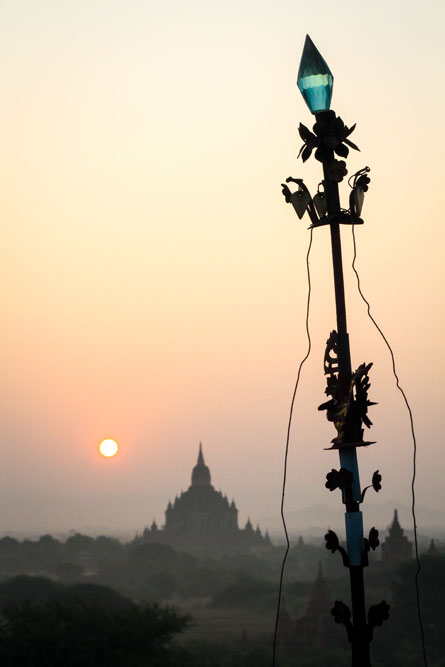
[0,0,443,539]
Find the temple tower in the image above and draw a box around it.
[381,509,412,562]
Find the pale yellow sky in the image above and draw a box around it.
[0,0,444,534]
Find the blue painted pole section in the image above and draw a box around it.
[345,511,364,566]
[339,449,362,502]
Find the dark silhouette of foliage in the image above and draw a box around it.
[144,570,179,599]
[1,534,445,665]
[128,541,178,563]
[0,576,191,666]
[64,533,95,553]
[0,575,63,607]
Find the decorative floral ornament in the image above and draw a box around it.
[349,166,371,217]
[325,529,340,552]
[298,111,359,164]
[325,467,353,492]
[360,470,383,503]
[367,601,390,636]
[368,527,380,550]
[364,527,380,553]
[331,601,353,641]
[325,529,349,566]
[371,470,382,492]
[325,159,348,183]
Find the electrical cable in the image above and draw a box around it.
[351,225,428,667]
[272,228,313,667]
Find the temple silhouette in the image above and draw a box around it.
[381,508,412,562]
[279,563,338,655]
[135,444,271,553]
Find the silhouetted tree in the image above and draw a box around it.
[0,576,192,666]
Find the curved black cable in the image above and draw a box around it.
[351,225,428,666]
[272,228,313,666]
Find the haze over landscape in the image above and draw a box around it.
[1,0,444,540]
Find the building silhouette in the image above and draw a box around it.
[279,563,338,655]
[135,444,271,553]
[381,509,412,562]
[299,562,333,646]
[426,538,438,557]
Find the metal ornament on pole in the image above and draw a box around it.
[281,35,389,666]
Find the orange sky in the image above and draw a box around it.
[0,0,444,536]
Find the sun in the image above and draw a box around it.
[99,439,119,458]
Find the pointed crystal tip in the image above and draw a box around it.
[297,35,333,114]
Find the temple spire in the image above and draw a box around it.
[191,442,211,487]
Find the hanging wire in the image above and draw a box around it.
[351,225,428,667]
[272,228,313,666]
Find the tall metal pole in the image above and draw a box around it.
[281,37,390,665]
[322,140,369,666]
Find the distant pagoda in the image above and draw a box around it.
[279,563,338,655]
[135,444,271,552]
[381,509,412,562]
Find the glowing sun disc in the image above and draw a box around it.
[99,439,119,458]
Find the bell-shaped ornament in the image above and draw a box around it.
[352,186,365,217]
[313,191,327,217]
[290,188,311,219]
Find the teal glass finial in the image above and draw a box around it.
[297,35,333,114]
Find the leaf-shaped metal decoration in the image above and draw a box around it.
[298,123,317,161]
[348,167,371,219]
[301,145,312,162]
[344,137,360,151]
[298,123,316,143]
[313,190,327,217]
[290,188,311,219]
[352,186,365,216]
[335,143,349,158]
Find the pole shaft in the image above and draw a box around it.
[350,567,371,667]
[321,151,370,666]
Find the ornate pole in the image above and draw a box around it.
[281,36,389,666]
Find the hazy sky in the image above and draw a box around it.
[0,0,444,536]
